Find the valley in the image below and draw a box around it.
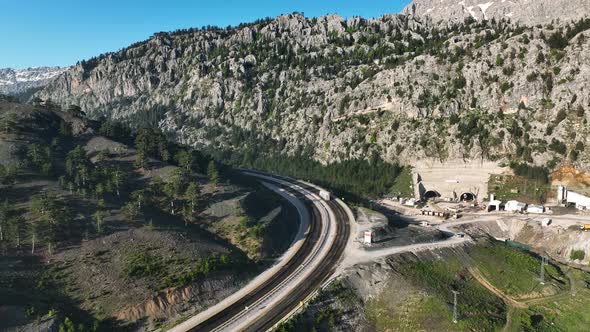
[2,0,590,331]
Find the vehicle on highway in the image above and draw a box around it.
[319,190,331,201]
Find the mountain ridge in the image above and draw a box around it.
[0,66,68,98]
[34,12,590,173]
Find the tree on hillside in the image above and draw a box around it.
[122,202,140,221]
[135,128,169,161]
[185,182,200,214]
[0,113,18,133]
[164,169,187,215]
[7,215,24,247]
[93,209,108,234]
[131,189,148,209]
[0,201,9,242]
[207,161,219,185]
[111,168,126,197]
[30,191,72,254]
[134,152,149,170]
[175,149,196,172]
[0,163,18,185]
[65,146,92,189]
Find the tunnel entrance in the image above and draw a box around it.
[424,190,441,200]
[460,192,476,201]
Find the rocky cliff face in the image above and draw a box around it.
[0,66,67,98]
[404,0,590,26]
[36,13,590,171]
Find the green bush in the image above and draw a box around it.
[570,250,585,261]
[547,32,568,49]
[548,138,567,155]
[509,162,549,183]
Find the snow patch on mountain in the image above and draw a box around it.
[0,66,68,96]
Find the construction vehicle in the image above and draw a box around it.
[580,224,590,231]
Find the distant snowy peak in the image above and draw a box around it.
[0,67,67,86]
[404,0,590,25]
[0,66,68,96]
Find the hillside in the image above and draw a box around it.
[404,0,590,26]
[35,13,590,194]
[0,97,298,331]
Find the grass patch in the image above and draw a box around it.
[469,242,568,298]
[488,174,550,204]
[509,269,590,331]
[389,166,414,197]
[570,250,585,261]
[396,257,506,331]
[366,287,461,331]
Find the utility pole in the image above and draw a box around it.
[452,290,460,324]
[539,255,548,285]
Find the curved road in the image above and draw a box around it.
[169,170,352,332]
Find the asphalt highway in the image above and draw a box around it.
[171,170,352,332]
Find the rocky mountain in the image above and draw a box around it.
[403,0,590,26]
[0,66,67,98]
[35,13,590,174]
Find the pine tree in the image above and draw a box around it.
[185,182,200,213]
[207,161,219,185]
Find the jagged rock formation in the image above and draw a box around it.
[36,13,590,171]
[404,0,590,26]
[0,67,67,98]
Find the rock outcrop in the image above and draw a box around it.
[404,0,590,26]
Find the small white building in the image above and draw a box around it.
[363,230,373,244]
[527,205,545,214]
[403,198,417,207]
[506,200,527,212]
[487,199,503,212]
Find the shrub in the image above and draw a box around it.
[453,75,467,90]
[500,81,512,93]
[548,138,567,155]
[570,250,585,261]
[526,72,538,82]
[554,109,567,125]
[509,162,549,183]
[502,65,515,76]
[547,32,568,49]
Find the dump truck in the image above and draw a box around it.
[581,224,590,231]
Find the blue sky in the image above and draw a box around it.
[0,0,411,69]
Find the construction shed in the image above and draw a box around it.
[506,200,527,212]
